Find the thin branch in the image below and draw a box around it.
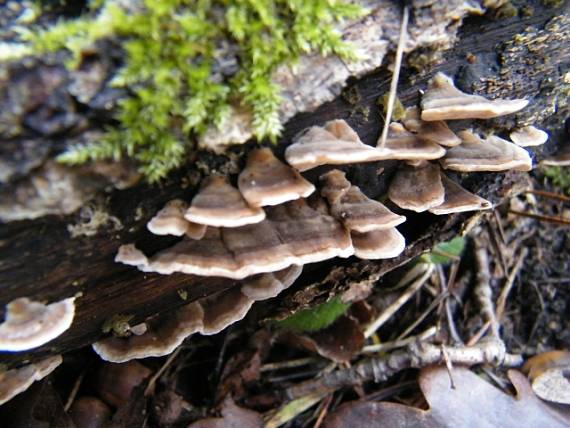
[495,247,528,322]
[377,5,409,148]
[508,210,570,226]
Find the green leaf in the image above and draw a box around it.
[421,236,466,265]
[275,297,350,332]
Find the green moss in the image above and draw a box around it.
[13,0,365,181]
[102,313,134,337]
[377,93,405,121]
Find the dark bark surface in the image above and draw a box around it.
[0,2,568,367]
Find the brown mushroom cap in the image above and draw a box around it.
[421,73,528,121]
[138,199,353,279]
[185,175,266,227]
[388,161,445,212]
[147,199,195,236]
[429,175,492,215]
[93,302,204,363]
[238,148,315,206]
[402,107,462,147]
[376,123,446,160]
[351,228,406,259]
[115,244,149,267]
[200,287,254,335]
[510,126,549,147]
[0,297,76,352]
[320,169,406,232]
[285,120,386,171]
[441,130,533,172]
[541,145,570,166]
[241,265,303,301]
[0,355,62,405]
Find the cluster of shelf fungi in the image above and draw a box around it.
[0,73,550,405]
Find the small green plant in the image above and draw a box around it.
[11,0,365,181]
[275,296,350,332]
[420,236,466,265]
[542,165,570,195]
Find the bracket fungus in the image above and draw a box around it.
[185,175,265,227]
[376,123,447,160]
[421,72,528,121]
[147,199,206,238]
[92,302,204,363]
[351,228,406,260]
[428,175,492,215]
[238,148,315,206]
[115,243,149,267]
[441,130,533,172]
[200,287,254,335]
[0,297,76,352]
[510,126,549,147]
[241,265,303,301]
[388,161,445,212]
[285,120,385,171]
[124,199,353,280]
[402,107,461,147]
[0,355,62,406]
[320,169,405,232]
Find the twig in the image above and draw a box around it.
[523,189,570,203]
[144,347,181,397]
[284,338,522,400]
[445,297,463,344]
[362,326,437,354]
[364,263,434,338]
[493,210,507,245]
[466,320,491,347]
[474,239,500,338]
[508,210,570,226]
[397,292,447,340]
[64,371,85,411]
[313,394,333,428]
[378,5,409,148]
[261,357,321,373]
[495,247,528,322]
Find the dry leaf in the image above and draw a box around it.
[324,366,570,428]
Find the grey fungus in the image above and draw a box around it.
[185,175,265,227]
[115,243,149,267]
[421,72,528,121]
[0,297,76,352]
[238,148,315,206]
[428,175,492,215]
[241,265,303,301]
[147,199,193,236]
[442,130,533,172]
[376,123,446,160]
[510,126,549,147]
[351,228,406,260]
[320,169,405,232]
[0,355,62,406]
[92,302,204,363]
[200,288,254,335]
[402,107,461,147]
[285,120,384,171]
[388,161,445,212]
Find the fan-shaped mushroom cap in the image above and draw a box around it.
[137,200,353,279]
[185,176,266,227]
[377,123,446,160]
[541,145,570,166]
[421,73,528,121]
[285,120,385,171]
[92,302,204,363]
[238,148,315,206]
[510,126,549,147]
[388,161,445,212]
[0,297,76,352]
[241,265,303,301]
[115,244,149,267]
[147,199,195,236]
[402,107,461,147]
[429,175,492,215]
[200,288,254,335]
[320,169,405,232]
[351,228,406,259]
[0,355,62,405]
[441,130,533,172]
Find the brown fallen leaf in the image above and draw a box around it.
[187,396,263,428]
[323,365,570,428]
[523,350,570,405]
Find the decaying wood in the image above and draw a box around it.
[0,2,568,367]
